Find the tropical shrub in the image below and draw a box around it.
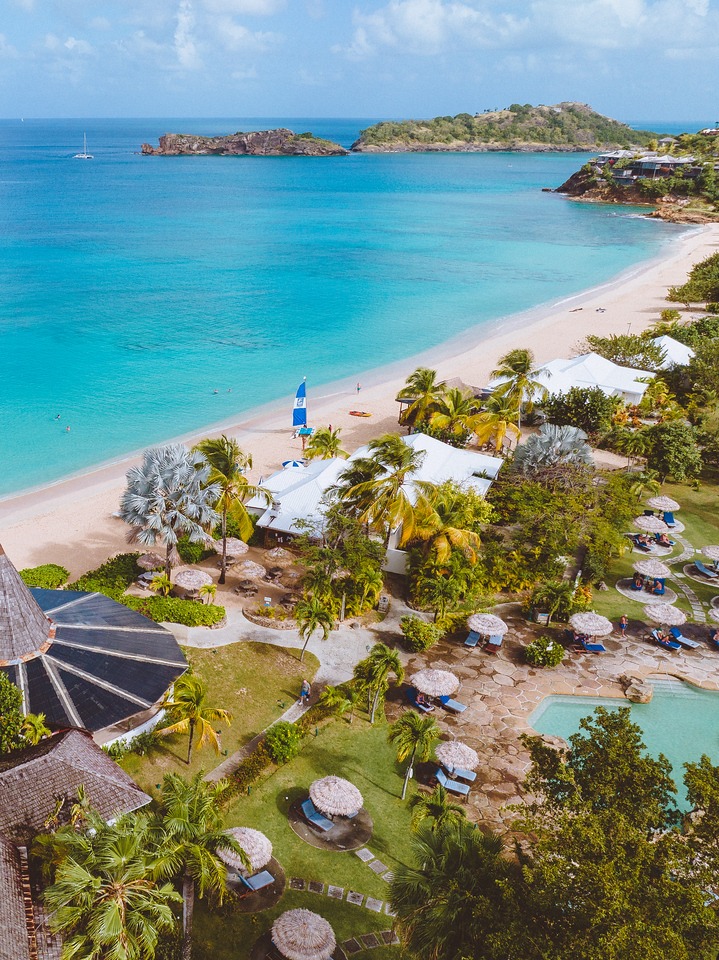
[400,615,443,652]
[104,729,161,760]
[123,596,226,627]
[19,564,70,589]
[264,721,303,764]
[68,553,140,598]
[524,635,566,668]
[646,421,703,481]
[542,387,619,435]
[176,535,211,564]
[528,580,577,623]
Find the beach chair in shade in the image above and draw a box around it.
[669,627,700,649]
[301,797,334,832]
[406,687,434,713]
[442,762,477,783]
[237,870,274,893]
[464,630,480,648]
[650,629,681,652]
[570,633,606,654]
[643,509,655,516]
[435,768,470,797]
[695,560,719,580]
[654,533,676,546]
[485,634,503,653]
[663,511,676,527]
[438,695,468,713]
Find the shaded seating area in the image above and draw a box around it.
[301,797,333,832]
[235,869,274,893]
[565,613,612,654]
[466,613,509,655]
[650,628,681,652]
[436,740,478,786]
[438,694,468,713]
[406,686,435,712]
[567,631,607,654]
[464,630,480,648]
[219,826,285,910]
[435,768,470,797]
[695,560,719,580]
[291,776,373,852]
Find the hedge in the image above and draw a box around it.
[68,553,141,599]
[19,564,70,589]
[124,596,226,627]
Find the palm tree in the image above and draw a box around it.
[119,444,220,578]
[474,394,521,452]
[41,815,181,960]
[428,388,481,439]
[158,674,231,764]
[389,711,439,800]
[295,595,335,662]
[413,482,481,564]
[411,784,467,832]
[151,773,247,960]
[397,367,445,426]
[363,643,404,724]
[356,565,385,611]
[490,348,548,429]
[21,712,50,745]
[317,685,352,719]
[194,435,269,584]
[513,424,593,475]
[304,427,349,461]
[615,428,649,468]
[198,582,217,605]
[629,470,662,501]
[531,579,575,624]
[151,572,173,597]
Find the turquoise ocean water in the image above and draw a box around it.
[0,118,687,497]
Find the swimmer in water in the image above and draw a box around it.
[66,426,71,432]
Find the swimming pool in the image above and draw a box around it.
[529,678,719,808]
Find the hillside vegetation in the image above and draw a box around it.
[352,102,655,152]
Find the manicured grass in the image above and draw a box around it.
[119,643,319,795]
[663,482,719,552]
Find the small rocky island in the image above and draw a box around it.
[351,102,653,153]
[141,128,347,157]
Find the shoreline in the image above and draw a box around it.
[2,221,718,575]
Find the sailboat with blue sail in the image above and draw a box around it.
[292,378,313,448]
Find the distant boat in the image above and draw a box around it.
[73,133,93,160]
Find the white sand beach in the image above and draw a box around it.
[2,221,718,576]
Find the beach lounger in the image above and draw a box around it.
[669,627,700,649]
[237,870,274,893]
[569,632,606,653]
[650,629,681,652]
[654,533,676,546]
[464,630,480,648]
[435,768,470,797]
[485,634,503,653]
[406,687,434,713]
[663,511,676,527]
[438,695,467,713]
[695,560,719,580]
[710,629,719,650]
[443,762,477,783]
[301,798,334,832]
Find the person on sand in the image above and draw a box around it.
[356,382,361,393]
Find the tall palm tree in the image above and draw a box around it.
[356,565,385,611]
[397,367,445,426]
[41,815,181,960]
[490,348,548,429]
[411,784,467,832]
[119,444,220,578]
[412,482,482,564]
[21,712,50,745]
[158,674,231,765]
[194,435,269,584]
[151,773,247,960]
[295,595,334,662]
[363,643,404,724]
[629,470,661,501]
[304,427,349,461]
[389,711,439,800]
[473,394,521,452]
[428,388,481,439]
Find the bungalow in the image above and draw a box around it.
[653,335,695,369]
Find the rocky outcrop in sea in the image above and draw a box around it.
[141,129,348,157]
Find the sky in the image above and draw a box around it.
[0,0,717,121]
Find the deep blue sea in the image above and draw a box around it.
[0,117,688,497]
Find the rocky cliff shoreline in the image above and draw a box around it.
[141,128,348,157]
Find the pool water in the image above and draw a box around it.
[529,678,719,809]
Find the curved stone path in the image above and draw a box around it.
[665,532,706,623]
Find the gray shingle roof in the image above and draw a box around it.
[0,836,32,960]
[0,544,53,663]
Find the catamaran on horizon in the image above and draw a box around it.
[73,132,93,160]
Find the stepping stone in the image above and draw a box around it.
[342,939,362,955]
[360,933,380,949]
[289,877,305,890]
[381,930,400,945]
[327,885,344,900]
[355,847,374,862]
[346,891,364,906]
[308,880,324,894]
[382,871,394,882]
[369,859,388,874]
[365,897,384,912]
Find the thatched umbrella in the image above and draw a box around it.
[272,909,336,960]
[569,612,613,637]
[702,545,719,562]
[173,569,213,591]
[309,776,363,818]
[137,552,166,571]
[411,668,459,697]
[267,546,293,562]
[219,827,272,873]
[709,608,719,625]
[646,495,681,513]
[633,559,672,579]
[436,741,479,771]
[234,560,267,580]
[213,538,249,558]
[467,613,509,636]
[646,603,687,626]
[634,515,669,534]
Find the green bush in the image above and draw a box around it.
[525,635,566,668]
[264,721,303,764]
[69,553,140,599]
[399,615,443,652]
[123,596,225,627]
[19,564,69,589]
[177,536,212,564]
[104,729,160,760]
[228,744,272,793]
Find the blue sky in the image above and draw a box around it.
[1,0,717,121]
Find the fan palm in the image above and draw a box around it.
[158,674,231,764]
[397,367,445,425]
[304,427,349,461]
[411,784,467,832]
[513,424,593,475]
[428,387,481,438]
[474,394,521,452]
[490,348,548,429]
[389,711,439,800]
[194,435,269,584]
[295,595,335,662]
[119,444,220,578]
[363,643,404,724]
[21,711,50,745]
[412,482,481,564]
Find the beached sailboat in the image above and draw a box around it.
[73,133,93,160]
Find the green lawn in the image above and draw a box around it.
[119,643,319,795]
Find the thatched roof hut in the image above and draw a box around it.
[271,909,336,960]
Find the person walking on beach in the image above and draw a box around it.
[356,382,361,393]
[299,679,311,707]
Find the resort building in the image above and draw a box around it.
[0,544,187,745]
[653,334,695,369]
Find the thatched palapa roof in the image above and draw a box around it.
[646,496,681,512]
[272,909,336,960]
[634,515,669,534]
[633,559,671,579]
[569,612,613,637]
[703,545,719,561]
[467,613,508,636]
[646,603,687,626]
[309,776,363,818]
[436,740,479,771]
[219,826,272,873]
[173,569,213,591]
[410,668,459,697]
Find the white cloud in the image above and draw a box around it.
[64,36,94,55]
[0,33,19,58]
[203,0,285,13]
[231,65,258,79]
[214,15,281,50]
[89,17,112,31]
[174,0,202,68]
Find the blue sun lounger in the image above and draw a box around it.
[650,629,681,652]
[301,797,334,832]
[663,511,676,527]
[569,631,606,653]
[464,630,480,648]
[406,687,434,713]
[435,768,470,797]
[237,870,274,893]
[696,560,719,580]
[438,695,467,713]
[669,627,700,649]
[485,634,503,653]
[442,762,477,783]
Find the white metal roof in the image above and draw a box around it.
[653,335,695,369]
[490,352,651,402]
